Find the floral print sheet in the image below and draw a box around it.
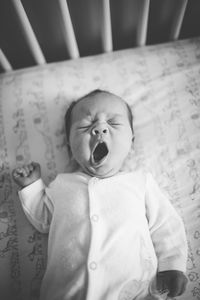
[0,37,200,300]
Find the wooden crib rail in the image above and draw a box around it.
[58,0,79,59]
[102,0,113,52]
[0,0,199,73]
[136,0,150,46]
[11,0,46,65]
[169,0,188,40]
[0,49,12,72]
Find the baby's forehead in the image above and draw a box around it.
[73,93,128,117]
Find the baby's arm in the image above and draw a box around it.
[12,162,41,188]
[12,162,53,233]
[145,173,188,297]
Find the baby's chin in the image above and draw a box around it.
[79,163,120,178]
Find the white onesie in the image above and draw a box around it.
[18,170,187,300]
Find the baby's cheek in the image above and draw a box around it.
[72,139,91,163]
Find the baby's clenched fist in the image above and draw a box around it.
[156,270,188,297]
[12,162,41,188]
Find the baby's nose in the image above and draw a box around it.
[91,123,108,136]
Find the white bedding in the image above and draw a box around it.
[0,37,200,300]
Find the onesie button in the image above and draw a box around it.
[89,261,97,270]
[91,214,99,222]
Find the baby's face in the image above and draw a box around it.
[69,93,133,178]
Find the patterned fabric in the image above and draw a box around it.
[0,37,200,300]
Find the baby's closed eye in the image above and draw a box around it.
[107,118,124,127]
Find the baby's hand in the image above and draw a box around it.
[12,162,41,188]
[156,270,188,297]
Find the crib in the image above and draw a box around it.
[0,1,200,300]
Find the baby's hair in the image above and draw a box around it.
[64,89,134,144]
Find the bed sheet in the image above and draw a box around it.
[0,37,200,300]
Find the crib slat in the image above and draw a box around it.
[0,49,13,72]
[169,0,188,40]
[11,0,46,65]
[58,0,79,59]
[102,0,113,52]
[136,0,150,46]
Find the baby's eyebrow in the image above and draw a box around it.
[84,109,93,117]
[109,113,124,119]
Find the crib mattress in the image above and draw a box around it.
[0,37,200,300]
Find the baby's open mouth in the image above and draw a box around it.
[91,141,109,165]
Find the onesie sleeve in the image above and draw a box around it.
[145,172,188,273]
[18,178,54,233]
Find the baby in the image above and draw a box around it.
[12,90,188,300]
